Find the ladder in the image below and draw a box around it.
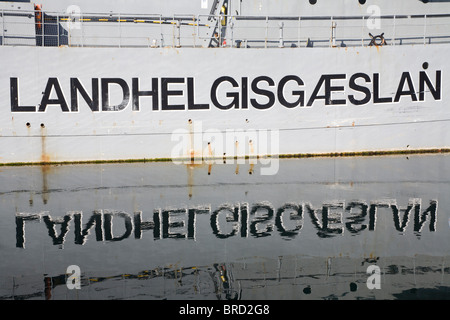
[208,0,221,21]
[208,0,225,47]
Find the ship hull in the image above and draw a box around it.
[0,44,448,164]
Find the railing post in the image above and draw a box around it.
[68,14,71,46]
[423,14,427,45]
[118,13,121,48]
[265,16,268,48]
[2,9,4,46]
[230,18,234,48]
[298,16,301,48]
[392,15,396,46]
[160,14,163,48]
[81,12,84,47]
[361,16,365,47]
[330,18,336,47]
[42,9,44,46]
[278,21,284,48]
[195,14,199,47]
[176,20,181,47]
[57,13,59,46]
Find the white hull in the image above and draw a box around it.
[0,44,448,164]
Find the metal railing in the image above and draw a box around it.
[224,13,450,48]
[1,9,450,48]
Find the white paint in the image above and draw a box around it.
[0,44,448,164]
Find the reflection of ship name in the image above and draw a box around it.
[15,198,437,248]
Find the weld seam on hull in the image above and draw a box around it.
[3,118,450,138]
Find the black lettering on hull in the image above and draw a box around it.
[101,78,130,111]
[9,70,443,113]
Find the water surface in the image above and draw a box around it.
[0,155,449,300]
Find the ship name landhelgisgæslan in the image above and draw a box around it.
[10,69,441,113]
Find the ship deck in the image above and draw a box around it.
[1,7,450,48]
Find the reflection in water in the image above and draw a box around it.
[1,156,449,300]
[3,255,449,300]
[15,198,438,247]
[41,263,240,301]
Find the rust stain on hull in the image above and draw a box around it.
[40,124,50,163]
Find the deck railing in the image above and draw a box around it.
[1,9,450,48]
